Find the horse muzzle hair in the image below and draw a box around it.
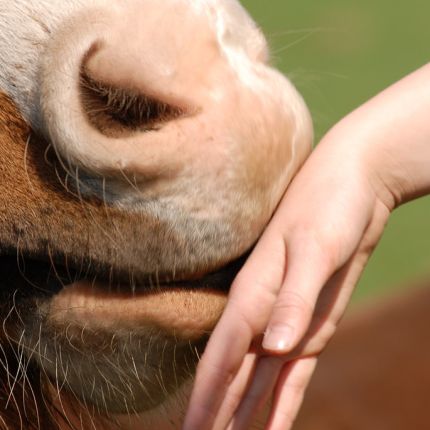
[0,1,313,428]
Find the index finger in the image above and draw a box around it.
[183,233,287,430]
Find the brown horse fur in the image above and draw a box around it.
[0,92,240,429]
[0,89,244,284]
[0,92,78,430]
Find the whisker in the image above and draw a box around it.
[271,29,319,55]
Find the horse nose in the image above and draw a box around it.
[38,0,312,265]
[39,1,219,178]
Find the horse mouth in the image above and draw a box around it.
[0,248,248,336]
[0,247,249,413]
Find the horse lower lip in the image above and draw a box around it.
[0,250,247,338]
[46,253,249,339]
[48,280,229,340]
[0,249,246,340]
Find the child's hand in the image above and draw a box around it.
[183,126,391,430]
[183,64,430,430]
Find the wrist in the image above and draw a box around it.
[325,64,430,210]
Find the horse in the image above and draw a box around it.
[0,1,312,428]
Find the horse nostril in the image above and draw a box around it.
[80,69,187,139]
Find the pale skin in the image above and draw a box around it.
[183,63,430,430]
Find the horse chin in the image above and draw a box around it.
[48,378,195,430]
[1,251,247,415]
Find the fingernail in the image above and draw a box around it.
[263,324,294,352]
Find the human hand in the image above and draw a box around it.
[183,64,430,430]
[182,121,392,429]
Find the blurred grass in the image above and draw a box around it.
[242,0,430,301]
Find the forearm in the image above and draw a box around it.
[320,63,430,210]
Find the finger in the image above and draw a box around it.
[224,258,361,430]
[289,205,389,359]
[212,352,259,430]
[183,235,288,430]
[182,304,261,430]
[263,239,333,353]
[226,355,285,430]
[266,357,318,430]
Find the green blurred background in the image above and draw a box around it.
[242,0,430,302]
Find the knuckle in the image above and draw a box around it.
[291,227,341,274]
[229,302,258,334]
[231,275,279,306]
[273,290,314,320]
[228,288,276,333]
